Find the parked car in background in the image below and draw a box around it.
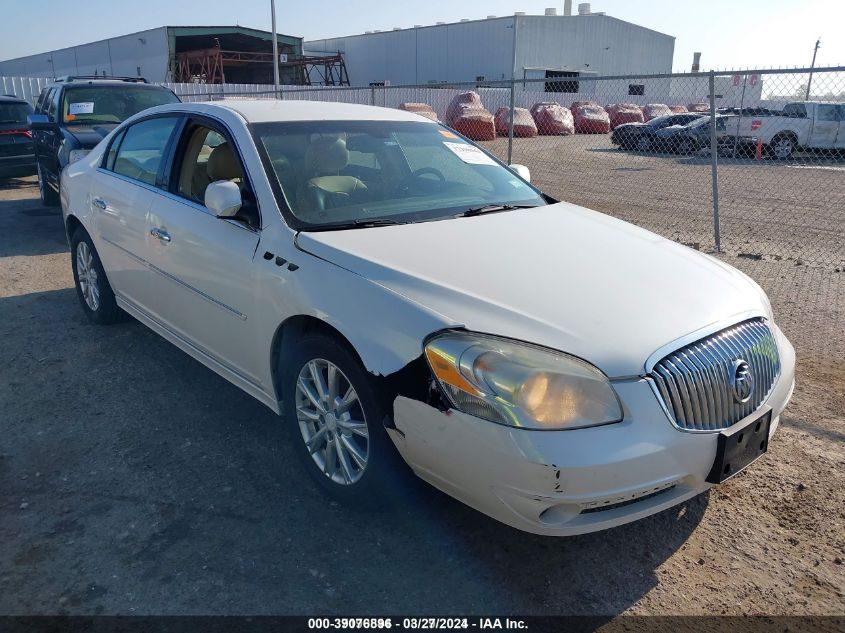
[445,91,495,141]
[398,102,439,122]
[669,114,736,155]
[611,112,707,151]
[641,103,673,121]
[530,102,574,135]
[494,107,538,137]
[606,103,644,129]
[723,101,845,159]
[687,103,710,113]
[572,103,610,133]
[60,99,794,536]
[0,95,35,179]
[28,76,179,205]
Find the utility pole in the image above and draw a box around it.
[271,0,280,97]
[805,38,820,100]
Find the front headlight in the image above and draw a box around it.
[68,149,91,164]
[424,332,623,430]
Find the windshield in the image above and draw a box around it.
[0,102,32,124]
[62,86,179,125]
[252,120,546,230]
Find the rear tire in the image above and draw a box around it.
[280,333,405,506]
[37,164,59,207]
[70,227,123,324]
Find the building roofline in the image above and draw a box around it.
[0,25,302,65]
[305,12,674,44]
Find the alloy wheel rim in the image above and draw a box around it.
[76,241,100,311]
[775,140,792,158]
[295,358,369,485]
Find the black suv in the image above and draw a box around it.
[28,76,179,205]
[0,95,35,179]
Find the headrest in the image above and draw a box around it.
[305,136,349,174]
[207,143,243,181]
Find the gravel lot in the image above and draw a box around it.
[1,162,843,617]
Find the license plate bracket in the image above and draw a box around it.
[706,410,772,484]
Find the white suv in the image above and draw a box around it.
[60,100,795,536]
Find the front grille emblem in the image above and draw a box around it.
[730,359,754,403]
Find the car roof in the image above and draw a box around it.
[48,79,168,89]
[153,99,433,124]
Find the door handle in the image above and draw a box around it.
[150,227,171,243]
[92,197,107,210]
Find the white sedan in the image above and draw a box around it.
[60,100,795,536]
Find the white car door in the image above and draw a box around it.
[92,116,182,314]
[808,104,838,149]
[143,119,263,388]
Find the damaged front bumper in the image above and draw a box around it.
[387,332,796,536]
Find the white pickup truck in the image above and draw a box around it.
[724,101,845,158]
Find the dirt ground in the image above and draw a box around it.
[0,167,843,617]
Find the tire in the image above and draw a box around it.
[675,137,695,155]
[280,333,404,506]
[70,227,123,324]
[770,134,796,160]
[636,135,652,153]
[37,163,59,207]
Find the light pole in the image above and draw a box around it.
[805,38,820,100]
[271,0,280,97]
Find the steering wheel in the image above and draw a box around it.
[394,167,446,195]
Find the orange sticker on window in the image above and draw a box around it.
[438,130,458,139]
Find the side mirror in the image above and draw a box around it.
[27,113,51,130]
[205,180,242,218]
[509,164,531,183]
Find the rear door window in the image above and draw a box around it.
[111,117,181,186]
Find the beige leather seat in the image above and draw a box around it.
[207,142,244,183]
[298,137,367,216]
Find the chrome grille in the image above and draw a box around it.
[649,319,780,432]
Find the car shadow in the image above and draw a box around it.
[0,284,708,617]
[0,192,68,258]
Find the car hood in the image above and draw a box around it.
[296,203,768,377]
[65,123,118,148]
[614,123,648,132]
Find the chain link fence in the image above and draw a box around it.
[173,67,844,375]
[3,68,842,373]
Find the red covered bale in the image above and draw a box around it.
[445,92,496,141]
[494,107,538,137]
[606,103,644,129]
[668,105,688,113]
[572,103,611,134]
[687,102,710,113]
[530,102,575,135]
[399,102,440,122]
[642,103,673,121]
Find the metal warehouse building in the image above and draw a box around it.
[305,4,675,87]
[0,26,303,84]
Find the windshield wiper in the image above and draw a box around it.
[457,203,540,218]
[303,218,407,232]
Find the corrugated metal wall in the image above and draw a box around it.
[306,14,674,87]
[0,28,171,81]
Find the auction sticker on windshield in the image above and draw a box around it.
[69,102,95,115]
[443,142,497,166]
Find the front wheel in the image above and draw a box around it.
[675,137,695,155]
[70,228,123,324]
[281,334,403,505]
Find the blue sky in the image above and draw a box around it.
[1,0,843,72]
